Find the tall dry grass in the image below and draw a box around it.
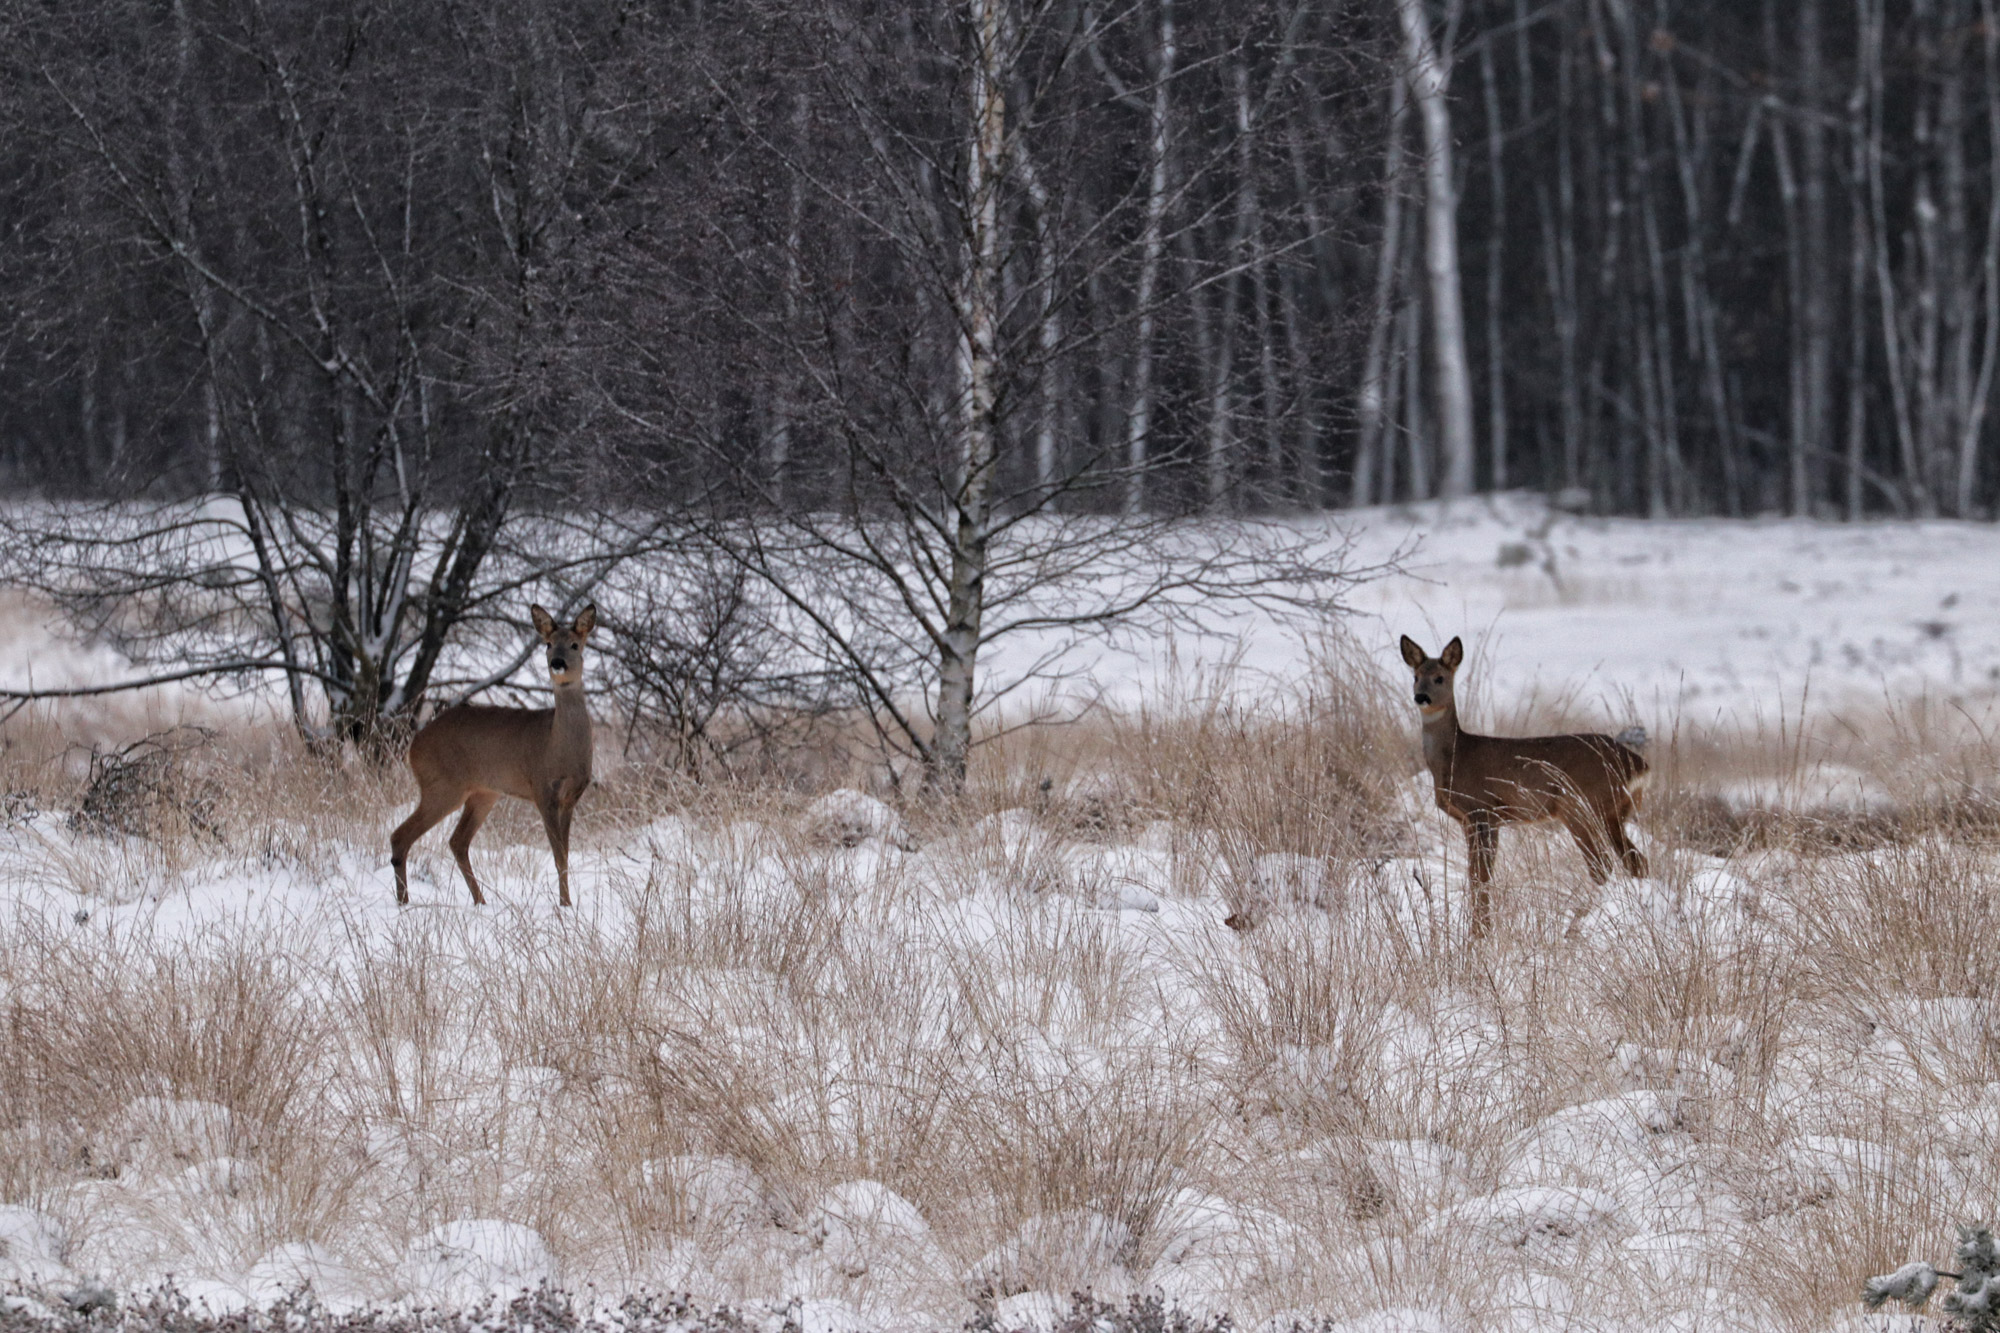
[0,660,1993,1331]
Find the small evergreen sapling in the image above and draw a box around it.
[1864,1224,2000,1329]
[1943,1228,2000,1329]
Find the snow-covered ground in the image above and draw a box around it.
[1347,497,2000,727]
[1,773,1983,1333]
[1,503,1995,1332]
[993,496,2000,733]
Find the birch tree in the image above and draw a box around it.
[1394,0,1475,498]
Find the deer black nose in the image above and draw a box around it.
[551,656,568,672]
[1414,692,1431,706]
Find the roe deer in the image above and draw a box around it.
[391,604,596,907]
[1399,634,1648,938]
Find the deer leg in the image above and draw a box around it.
[539,786,574,908]
[1466,817,1499,939]
[1560,807,1615,884]
[1603,805,1648,878]
[390,789,461,906]
[448,790,500,906]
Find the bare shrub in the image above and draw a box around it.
[595,558,853,783]
[68,730,223,840]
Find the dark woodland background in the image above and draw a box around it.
[0,0,1987,521]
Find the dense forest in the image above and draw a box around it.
[0,0,1993,522]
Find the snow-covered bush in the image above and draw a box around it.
[1866,1223,2000,1328]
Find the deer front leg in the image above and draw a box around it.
[1465,817,1499,939]
[1559,807,1616,884]
[1604,807,1648,878]
[539,783,576,908]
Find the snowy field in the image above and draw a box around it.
[0,500,1996,1333]
[10,493,2000,737]
[984,494,2000,736]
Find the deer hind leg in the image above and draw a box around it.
[391,788,463,906]
[1465,817,1499,939]
[448,789,500,906]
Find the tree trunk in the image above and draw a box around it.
[1353,73,1410,506]
[1479,37,1507,493]
[931,0,1008,791]
[767,93,808,506]
[1959,0,2000,516]
[1122,0,1175,516]
[1863,0,1923,514]
[1799,0,1832,517]
[1017,148,1063,499]
[1846,36,1870,520]
[1206,65,1248,509]
[1395,0,1475,498]
[1544,4,1583,492]
[1280,261,1321,506]
[1661,45,1742,517]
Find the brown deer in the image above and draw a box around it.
[1399,634,1649,937]
[391,604,596,907]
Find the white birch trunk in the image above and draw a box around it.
[1395,0,1476,498]
[933,0,1007,789]
[1017,151,1062,496]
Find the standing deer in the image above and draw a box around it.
[391,604,596,907]
[1399,634,1649,937]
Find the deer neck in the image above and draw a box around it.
[1420,704,1463,783]
[551,680,593,774]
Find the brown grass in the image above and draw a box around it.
[0,664,1992,1329]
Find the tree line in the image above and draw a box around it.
[1,1,1993,520]
[0,0,1990,772]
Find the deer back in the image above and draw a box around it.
[1443,730,1647,821]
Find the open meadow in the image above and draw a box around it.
[0,499,1995,1333]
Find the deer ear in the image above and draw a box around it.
[572,604,596,639]
[1399,635,1427,668]
[530,604,557,640]
[1440,636,1464,670]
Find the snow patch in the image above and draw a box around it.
[398,1221,559,1307]
[804,791,908,849]
[966,1211,1133,1298]
[1424,1185,1622,1251]
[242,1242,369,1310]
[644,1154,790,1233]
[0,1206,72,1289]
[802,1180,932,1279]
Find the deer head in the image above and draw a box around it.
[531,603,597,687]
[1398,634,1463,720]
